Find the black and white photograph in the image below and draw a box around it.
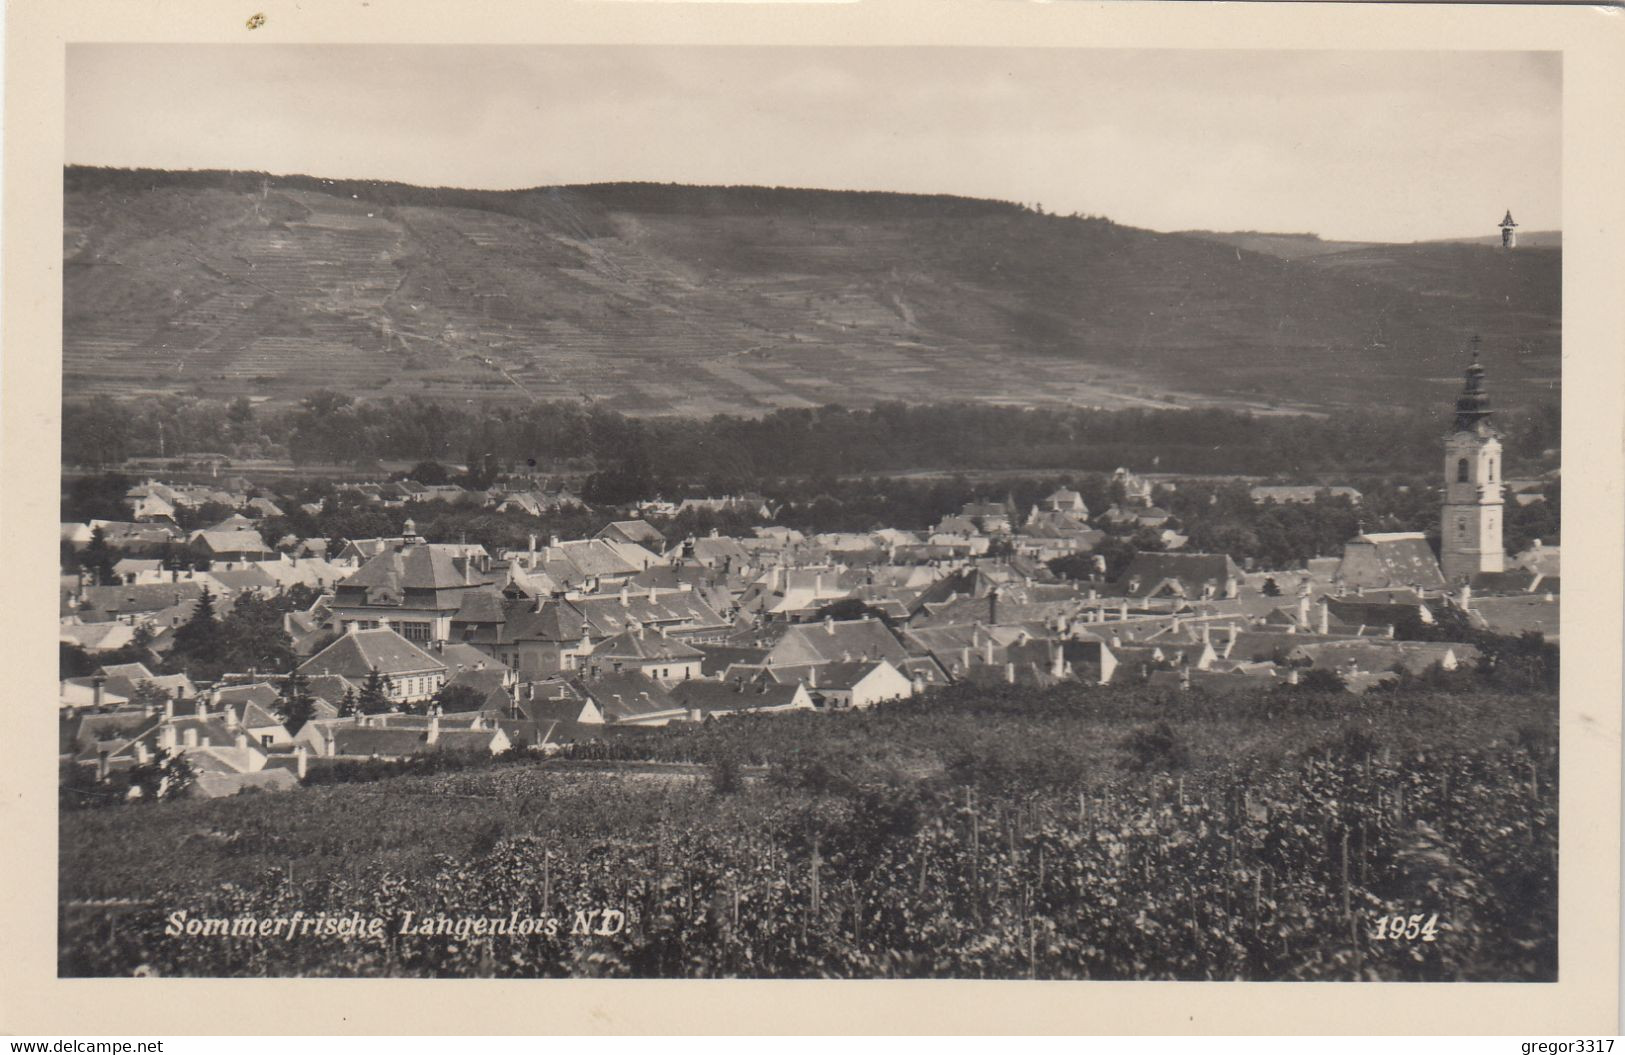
[42,35,1585,990]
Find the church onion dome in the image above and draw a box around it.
[1452,351,1494,433]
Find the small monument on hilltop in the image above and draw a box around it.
[1499,209,1519,249]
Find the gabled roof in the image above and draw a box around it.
[299,628,448,679]
[766,618,908,667]
[190,529,270,554]
[591,628,704,663]
[1336,533,1446,589]
[669,678,809,714]
[569,671,681,721]
[1119,552,1242,597]
[598,520,667,546]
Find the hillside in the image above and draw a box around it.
[63,167,1561,416]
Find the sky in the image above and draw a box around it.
[66,45,1561,243]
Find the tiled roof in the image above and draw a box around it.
[191,530,270,554]
[766,618,908,667]
[669,679,807,714]
[592,629,704,663]
[299,628,448,679]
[342,545,471,592]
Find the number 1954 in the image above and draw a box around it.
[1371,913,1440,941]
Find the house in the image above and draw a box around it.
[1111,467,1155,506]
[188,529,272,563]
[505,535,661,590]
[210,684,291,748]
[298,626,449,705]
[59,621,140,655]
[1335,532,1446,590]
[438,668,514,714]
[597,520,668,553]
[453,585,730,677]
[669,676,815,719]
[1249,485,1362,505]
[762,617,909,669]
[797,659,914,709]
[1118,552,1243,600]
[567,671,688,726]
[330,543,488,644]
[587,627,704,685]
[1041,487,1089,516]
[59,676,133,710]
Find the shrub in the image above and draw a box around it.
[1120,721,1189,773]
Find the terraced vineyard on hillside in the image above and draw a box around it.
[64,168,1561,416]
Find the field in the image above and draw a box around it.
[64,168,1561,416]
[60,683,1558,980]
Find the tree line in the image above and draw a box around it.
[63,392,1560,484]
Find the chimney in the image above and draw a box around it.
[159,723,176,750]
[689,707,703,723]
[224,706,239,730]
[325,730,336,757]
[984,638,995,665]
[183,727,199,748]
[1318,600,1330,636]
[808,667,817,690]
[1110,634,1122,650]
[347,620,359,636]
[295,744,308,780]
[961,645,971,670]
[620,586,629,608]
[1119,600,1129,621]
[1179,668,1191,691]
[134,741,150,765]
[1004,662,1015,684]
[911,673,926,696]
[1287,668,1300,686]
[234,730,249,751]
[1297,594,1311,628]
[1385,623,1396,639]
[825,616,835,635]
[91,675,106,709]
[988,587,999,625]
[1050,644,1066,679]
[96,748,110,782]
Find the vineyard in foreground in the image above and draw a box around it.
[60,685,1557,980]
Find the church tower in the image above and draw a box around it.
[1500,209,1518,249]
[1440,340,1505,582]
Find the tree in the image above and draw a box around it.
[169,588,224,670]
[1297,668,1348,694]
[357,669,392,715]
[280,668,314,734]
[405,460,450,486]
[130,747,196,802]
[81,527,118,586]
[338,688,359,719]
[433,682,488,714]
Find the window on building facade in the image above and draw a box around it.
[1456,458,1469,483]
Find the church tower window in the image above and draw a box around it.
[1456,458,1469,483]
